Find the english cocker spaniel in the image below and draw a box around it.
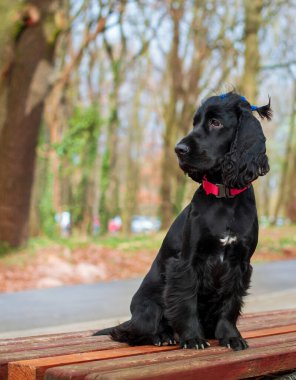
[95,91,272,351]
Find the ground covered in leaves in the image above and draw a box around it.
[0,226,295,293]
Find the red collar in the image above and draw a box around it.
[202,177,250,198]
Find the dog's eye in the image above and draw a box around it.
[208,118,223,129]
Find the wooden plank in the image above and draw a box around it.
[8,345,178,380]
[44,332,296,380]
[0,336,111,354]
[239,309,296,327]
[0,330,96,346]
[83,342,296,380]
[0,340,126,380]
[242,324,296,338]
[10,326,296,380]
[239,309,296,319]
[238,309,296,331]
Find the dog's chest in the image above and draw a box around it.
[200,234,238,292]
[219,235,237,247]
[218,234,237,262]
[196,229,238,263]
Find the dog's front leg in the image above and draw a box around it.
[215,301,248,351]
[215,262,252,351]
[164,258,209,349]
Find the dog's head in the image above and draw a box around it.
[175,92,271,188]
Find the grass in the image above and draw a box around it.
[25,233,165,251]
[0,232,165,267]
[257,225,296,253]
[0,225,295,268]
[0,243,12,258]
[94,233,165,251]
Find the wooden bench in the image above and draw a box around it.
[2,309,296,380]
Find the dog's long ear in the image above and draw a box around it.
[222,105,270,189]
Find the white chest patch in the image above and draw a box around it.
[220,235,237,246]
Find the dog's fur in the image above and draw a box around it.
[94,92,271,351]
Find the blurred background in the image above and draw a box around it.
[0,0,295,297]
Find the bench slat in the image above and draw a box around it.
[8,346,178,380]
[238,309,296,331]
[1,340,126,380]
[243,324,296,338]
[0,330,96,347]
[83,342,296,380]
[239,309,296,319]
[44,332,296,380]
[0,336,111,355]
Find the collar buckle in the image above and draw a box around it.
[216,183,234,198]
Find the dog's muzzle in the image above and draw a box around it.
[175,143,190,157]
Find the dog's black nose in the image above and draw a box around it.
[175,143,189,156]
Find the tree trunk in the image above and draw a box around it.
[273,80,296,222]
[0,0,61,247]
[240,0,263,101]
[286,152,296,224]
[99,104,119,233]
[121,91,142,234]
[240,0,264,217]
[286,151,296,222]
[160,1,184,229]
[99,64,121,234]
[29,149,48,237]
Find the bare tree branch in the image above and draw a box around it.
[261,61,296,70]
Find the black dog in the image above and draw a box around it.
[95,92,271,351]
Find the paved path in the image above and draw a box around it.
[0,260,295,338]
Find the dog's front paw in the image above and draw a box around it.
[152,332,176,346]
[180,337,210,350]
[219,337,248,351]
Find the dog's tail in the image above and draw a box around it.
[93,326,115,336]
[93,320,130,340]
[93,320,152,346]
